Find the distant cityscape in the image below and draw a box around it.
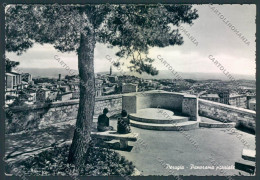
[5,65,256,111]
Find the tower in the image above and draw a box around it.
[110,65,112,76]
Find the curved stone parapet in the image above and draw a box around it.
[130,120,199,131]
[122,90,199,121]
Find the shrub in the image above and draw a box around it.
[6,144,135,176]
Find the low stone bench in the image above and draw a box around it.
[242,149,256,162]
[91,131,139,149]
[199,122,236,128]
[235,149,256,174]
[235,160,255,174]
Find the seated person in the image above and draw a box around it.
[117,110,131,134]
[97,108,114,132]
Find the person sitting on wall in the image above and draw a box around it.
[97,108,114,132]
[117,110,131,134]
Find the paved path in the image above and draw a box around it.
[5,120,76,163]
[109,118,255,176]
[5,117,255,176]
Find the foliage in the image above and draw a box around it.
[7,144,135,176]
[9,97,28,107]
[184,79,197,83]
[5,4,199,75]
[33,78,57,84]
[5,57,19,72]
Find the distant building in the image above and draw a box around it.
[122,83,138,93]
[247,95,256,110]
[248,99,256,111]
[28,91,37,103]
[5,73,17,94]
[47,91,58,102]
[60,85,70,92]
[200,92,248,108]
[69,82,79,92]
[218,91,230,104]
[108,76,118,83]
[96,73,102,78]
[103,85,116,95]
[229,94,247,108]
[22,73,32,82]
[95,79,103,97]
[5,72,23,98]
[19,90,37,103]
[200,91,230,104]
[36,88,51,102]
[200,94,220,102]
[72,91,80,99]
[96,88,103,97]
[21,81,29,89]
[5,72,22,90]
[57,92,72,101]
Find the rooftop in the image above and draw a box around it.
[5,73,16,76]
[38,88,51,91]
[249,99,256,103]
[200,94,219,98]
[8,71,22,75]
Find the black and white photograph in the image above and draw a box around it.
[1,1,257,178]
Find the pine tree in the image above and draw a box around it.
[5,4,199,166]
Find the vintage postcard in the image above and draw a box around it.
[1,2,256,178]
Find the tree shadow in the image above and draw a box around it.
[236,124,255,135]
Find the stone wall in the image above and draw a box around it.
[198,99,256,131]
[182,95,198,121]
[6,92,255,134]
[5,94,122,134]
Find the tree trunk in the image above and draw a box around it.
[67,31,96,166]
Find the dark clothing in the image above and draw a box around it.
[98,114,109,126]
[97,114,113,132]
[117,117,131,134]
[97,126,113,132]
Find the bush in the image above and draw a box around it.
[6,144,135,176]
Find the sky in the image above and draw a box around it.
[6,4,256,76]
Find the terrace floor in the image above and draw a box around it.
[5,116,255,176]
